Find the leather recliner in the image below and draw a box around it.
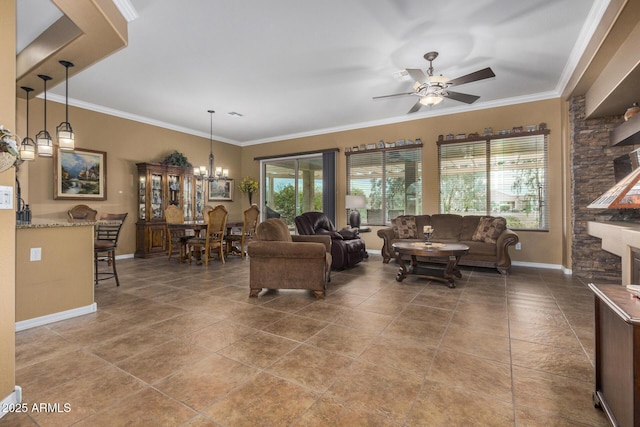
[295,211,366,270]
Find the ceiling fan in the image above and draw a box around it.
[373,51,496,114]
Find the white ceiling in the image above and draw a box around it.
[17,0,603,146]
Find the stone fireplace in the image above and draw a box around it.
[569,95,639,282]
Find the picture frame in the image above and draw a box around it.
[54,148,107,200]
[208,179,234,201]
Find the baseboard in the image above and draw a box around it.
[15,303,97,332]
[116,253,134,260]
[0,386,22,419]
[512,260,570,273]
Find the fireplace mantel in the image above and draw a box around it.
[588,220,640,285]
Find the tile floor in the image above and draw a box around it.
[1,254,610,426]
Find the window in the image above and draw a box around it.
[438,131,549,230]
[347,145,422,225]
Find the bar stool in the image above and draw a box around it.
[94,213,128,286]
[68,204,97,222]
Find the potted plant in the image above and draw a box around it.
[239,176,259,205]
[0,125,19,173]
[161,150,192,167]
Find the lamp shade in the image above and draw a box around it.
[345,195,366,209]
[419,93,444,106]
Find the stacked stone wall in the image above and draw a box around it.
[570,95,639,282]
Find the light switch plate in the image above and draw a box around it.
[30,248,41,261]
[0,185,13,209]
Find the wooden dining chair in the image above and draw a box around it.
[225,204,259,259]
[202,205,214,222]
[94,212,128,286]
[68,204,98,222]
[164,204,188,262]
[187,204,228,266]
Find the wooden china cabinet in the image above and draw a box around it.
[134,162,204,258]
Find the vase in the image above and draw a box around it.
[0,151,17,173]
[624,103,640,121]
[248,192,253,205]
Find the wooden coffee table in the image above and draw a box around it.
[392,241,469,288]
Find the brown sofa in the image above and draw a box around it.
[377,214,519,274]
[247,218,332,298]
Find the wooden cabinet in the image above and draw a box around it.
[135,163,201,258]
[588,283,640,427]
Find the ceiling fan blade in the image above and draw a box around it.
[444,90,480,104]
[446,67,495,86]
[405,68,427,83]
[407,100,422,114]
[372,92,416,100]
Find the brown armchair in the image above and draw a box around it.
[247,218,331,298]
[295,211,366,270]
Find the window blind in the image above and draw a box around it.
[347,145,422,225]
[438,131,548,230]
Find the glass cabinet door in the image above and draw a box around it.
[138,175,146,220]
[168,174,181,206]
[183,175,193,219]
[151,173,163,219]
[195,179,204,219]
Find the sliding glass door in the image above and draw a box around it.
[262,155,325,228]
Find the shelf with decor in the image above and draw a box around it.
[436,129,550,145]
[135,162,197,258]
[611,113,640,146]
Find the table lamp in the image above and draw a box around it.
[345,195,366,228]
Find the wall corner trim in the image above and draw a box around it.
[0,386,22,419]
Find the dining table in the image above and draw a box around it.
[168,219,244,263]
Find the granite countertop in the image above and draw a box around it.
[16,218,97,229]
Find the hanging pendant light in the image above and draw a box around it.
[194,110,229,181]
[207,110,216,181]
[35,74,53,157]
[56,60,75,150]
[19,86,36,161]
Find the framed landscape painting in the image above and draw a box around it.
[208,179,234,201]
[54,148,107,200]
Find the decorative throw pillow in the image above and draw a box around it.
[392,216,418,239]
[472,217,507,244]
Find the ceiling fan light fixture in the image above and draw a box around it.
[429,75,448,85]
[420,93,444,106]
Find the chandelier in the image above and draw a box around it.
[194,110,228,181]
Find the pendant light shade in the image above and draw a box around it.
[35,74,53,157]
[56,60,75,151]
[19,86,36,161]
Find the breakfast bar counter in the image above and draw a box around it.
[15,219,96,330]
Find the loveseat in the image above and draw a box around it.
[377,214,519,274]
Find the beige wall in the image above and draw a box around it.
[0,0,16,404]
[242,98,565,266]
